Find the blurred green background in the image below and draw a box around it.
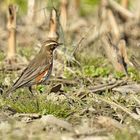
[0,0,100,15]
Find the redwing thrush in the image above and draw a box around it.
[4,39,61,97]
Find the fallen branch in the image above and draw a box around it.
[89,80,127,93]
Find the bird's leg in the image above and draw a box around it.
[28,86,39,111]
[28,86,34,96]
[0,87,4,95]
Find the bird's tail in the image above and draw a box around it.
[2,87,16,99]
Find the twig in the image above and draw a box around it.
[89,80,127,93]
[14,113,41,119]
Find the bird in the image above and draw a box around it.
[3,39,61,98]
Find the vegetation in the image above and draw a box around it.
[0,0,140,140]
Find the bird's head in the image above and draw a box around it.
[43,39,62,52]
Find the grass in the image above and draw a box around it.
[1,45,140,112]
[0,44,140,139]
[0,0,140,139]
[0,4,140,137]
[3,94,72,118]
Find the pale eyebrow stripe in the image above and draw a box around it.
[44,42,58,46]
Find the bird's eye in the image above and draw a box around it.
[51,45,55,50]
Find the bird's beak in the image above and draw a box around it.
[56,43,63,48]
[57,43,63,46]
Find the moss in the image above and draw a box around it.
[3,93,72,118]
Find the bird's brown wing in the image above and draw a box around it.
[4,61,51,98]
[3,64,51,98]
[11,54,52,91]
[14,63,51,88]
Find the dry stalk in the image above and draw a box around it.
[107,9,120,41]
[101,35,128,74]
[118,39,133,66]
[48,8,59,41]
[6,4,17,63]
[60,0,68,31]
